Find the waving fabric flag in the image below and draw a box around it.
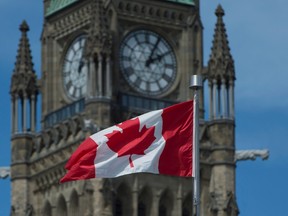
[60,100,194,183]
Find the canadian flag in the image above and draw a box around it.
[60,100,194,183]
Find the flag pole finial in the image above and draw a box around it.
[190,75,202,216]
[190,74,203,89]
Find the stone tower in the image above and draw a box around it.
[204,5,238,216]
[10,1,239,215]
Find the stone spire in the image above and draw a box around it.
[207,5,236,120]
[10,20,38,96]
[83,0,112,58]
[10,20,38,133]
[208,5,235,80]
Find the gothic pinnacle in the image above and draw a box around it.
[208,5,235,80]
[10,20,38,96]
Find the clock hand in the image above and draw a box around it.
[78,59,84,74]
[145,37,161,67]
[147,51,171,64]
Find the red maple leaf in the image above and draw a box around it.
[105,118,156,168]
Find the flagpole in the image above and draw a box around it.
[190,75,202,216]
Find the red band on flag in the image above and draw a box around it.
[159,101,193,177]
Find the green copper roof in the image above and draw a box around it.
[46,0,79,16]
[45,0,194,17]
[167,0,195,5]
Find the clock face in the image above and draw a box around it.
[62,35,87,100]
[119,29,177,96]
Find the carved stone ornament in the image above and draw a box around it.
[35,135,44,153]
[43,131,51,149]
[0,167,10,179]
[59,123,68,140]
[73,115,84,131]
[51,127,60,144]
[235,149,269,162]
[116,0,191,27]
[68,119,77,136]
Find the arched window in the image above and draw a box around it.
[158,189,173,216]
[182,208,190,216]
[69,190,79,216]
[56,195,67,216]
[138,201,146,216]
[113,182,132,216]
[42,201,52,216]
[182,192,192,216]
[114,198,122,216]
[159,204,167,216]
[138,186,152,216]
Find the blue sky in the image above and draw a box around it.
[0,0,287,215]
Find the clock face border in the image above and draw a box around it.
[119,29,177,97]
[62,35,88,101]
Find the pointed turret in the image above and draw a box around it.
[10,21,39,216]
[13,21,35,76]
[206,6,239,216]
[207,5,235,120]
[10,20,38,133]
[84,0,112,102]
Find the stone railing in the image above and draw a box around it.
[44,98,85,128]
[119,93,175,113]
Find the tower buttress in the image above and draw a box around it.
[10,20,39,216]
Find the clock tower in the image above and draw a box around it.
[10,0,239,215]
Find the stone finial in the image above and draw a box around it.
[215,4,224,17]
[20,20,29,33]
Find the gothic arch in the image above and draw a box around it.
[159,188,174,216]
[182,192,192,216]
[56,194,67,216]
[114,182,132,216]
[69,189,79,216]
[42,201,52,216]
[138,185,153,216]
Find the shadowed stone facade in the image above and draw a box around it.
[10,1,238,215]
